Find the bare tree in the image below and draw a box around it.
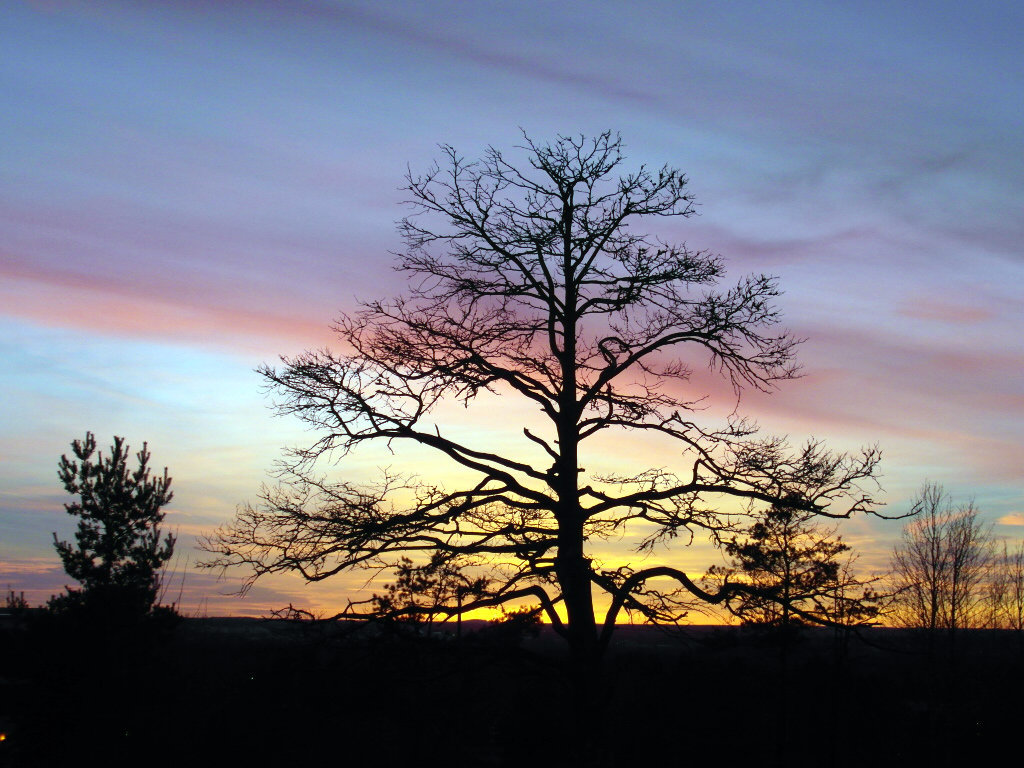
[201,132,881,670]
[889,482,991,642]
[1005,541,1024,632]
[890,483,948,635]
[984,543,1010,629]
[983,540,1024,631]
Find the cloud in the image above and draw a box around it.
[682,220,879,270]
[898,297,994,324]
[0,262,339,355]
[301,1,662,108]
[998,513,1024,527]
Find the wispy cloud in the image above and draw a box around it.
[898,297,994,324]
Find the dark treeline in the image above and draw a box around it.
[2,613,1022,767]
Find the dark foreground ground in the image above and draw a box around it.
[1,614,1022,767]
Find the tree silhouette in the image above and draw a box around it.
[985,540,1024,631]
[710,501,881,630]
[201,132,880,670]
[369,553,491,637]
[51,432,176,623]
[889,482,992,648]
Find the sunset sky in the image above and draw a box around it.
[2,0,1022,618]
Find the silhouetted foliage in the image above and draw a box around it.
[4,589,30,614]
[709,501,882,630]
[201,132,881,672]
[369,553,491,637]
[486,604,544,641]
[49,432,177,625]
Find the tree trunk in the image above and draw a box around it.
[556,519,598,670]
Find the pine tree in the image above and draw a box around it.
[50,432,176,623]
[711,501,879,630]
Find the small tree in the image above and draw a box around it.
[709,501,880,630]
[4,589,30,614]
[705,501,881,766]
[983,540,1024,631]
[369,553,491,637]
[889,482,991,644]
[1004,541,1024,632]
[50,432,176,623]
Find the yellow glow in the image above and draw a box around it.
[455,606,505,622]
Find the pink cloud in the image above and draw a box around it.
[677,220,880,270]
[0,268,337,354]
[898,297,994,324]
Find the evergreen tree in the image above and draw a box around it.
[50,432,176,623]
[711,501,879,629]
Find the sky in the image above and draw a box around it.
[2,0,1022,619]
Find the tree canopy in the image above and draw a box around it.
[202,132,880,665]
